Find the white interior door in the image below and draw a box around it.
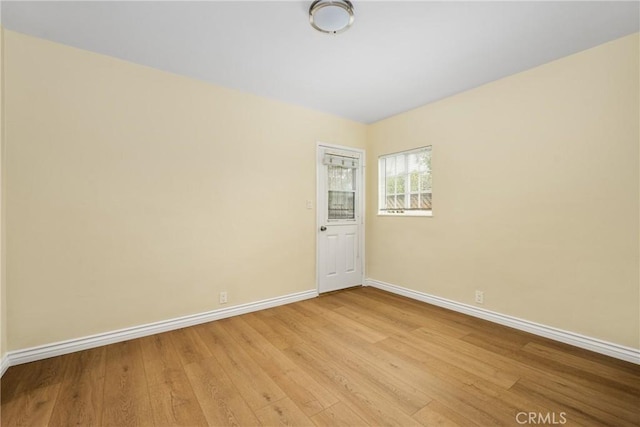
[317,145,364,293]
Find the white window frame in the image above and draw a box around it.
[378,146,432,217]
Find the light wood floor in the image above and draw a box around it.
[1,287,639,426]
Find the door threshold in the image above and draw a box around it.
[318,284,363,296]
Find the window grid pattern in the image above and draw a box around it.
[380,147,432,214]
[328,165,356,220]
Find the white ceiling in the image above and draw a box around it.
[2,1,639,123]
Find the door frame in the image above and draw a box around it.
[316,142,366,293]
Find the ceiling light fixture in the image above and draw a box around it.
[309,0,355,34]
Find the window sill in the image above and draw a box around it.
[378,211,433,217]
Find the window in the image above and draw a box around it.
[323,152,359,221]
[327,164,356,220]
[378,146,432,216]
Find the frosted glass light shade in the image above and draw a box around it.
[309,0,354,34]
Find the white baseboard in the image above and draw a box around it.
[0,354,9,377]
[5,289,317,370]
[365,279,640,365]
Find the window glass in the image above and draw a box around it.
[378,146,432,216]
[328,165,356,220]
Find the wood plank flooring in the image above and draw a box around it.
[2,287,639,426]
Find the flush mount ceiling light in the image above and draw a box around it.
[309,0,355,34]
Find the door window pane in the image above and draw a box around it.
[328,165,356,220]
[328,191,355,220]
[328,165,354,191]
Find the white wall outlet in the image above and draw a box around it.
[306,199,313,209]
[475,290,484,304]
[219,291,228,304]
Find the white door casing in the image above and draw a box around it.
[317,143,364,293]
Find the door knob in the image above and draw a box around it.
[320,226,327,231]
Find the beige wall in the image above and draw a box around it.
[4,30,366,350]
[1,25,5,361]
[3,28,638,354]
[367,33,639,349]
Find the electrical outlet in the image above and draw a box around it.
[475,290,484,304]
[306,199,313,209]
[219,291,228,304]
